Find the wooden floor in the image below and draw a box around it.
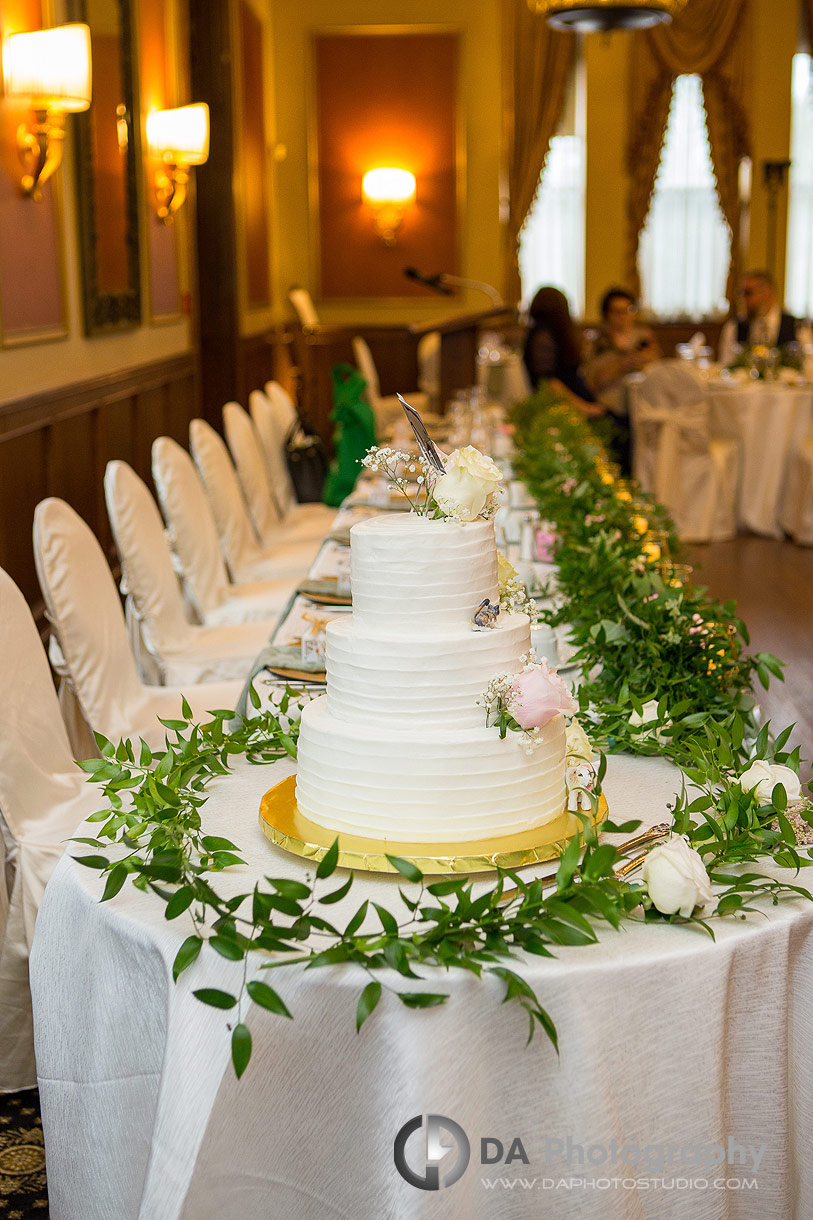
[684,535,813,784]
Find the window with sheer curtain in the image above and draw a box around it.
[519,68,585,317]
[786,54,813,321]
[638,74,731,320]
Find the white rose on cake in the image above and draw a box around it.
[738,760,802,805]
[565,717,593,762]
[642,836,713,917]
[433,446,503,522]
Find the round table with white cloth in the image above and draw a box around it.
[29,753,813,1220]
[705,381,813,537]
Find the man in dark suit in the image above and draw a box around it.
[718,269,802,365]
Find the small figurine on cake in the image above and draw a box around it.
[565,718,596,812]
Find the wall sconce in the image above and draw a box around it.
[2,23,92,200]
[362,167,416,246]
[146,103,210,223]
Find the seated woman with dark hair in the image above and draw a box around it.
[523,286,604,419]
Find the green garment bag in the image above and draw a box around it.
[322,363,378,507]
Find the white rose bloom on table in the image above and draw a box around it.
[433,446,503,522]
[642,835,713,918]
[738,760,802,805]
[628,699,661,728]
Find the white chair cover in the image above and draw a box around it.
[417,330,441,412]
[288,286,320,328]
[780,436,813,546]
[250,387,297,514]
[237,395,336,541]
[629,399,739,543]
[151,437,297,626]
[352,335,429,431]
[104,462,274,685]
[33,498,245,750]
[190,419,317,584]
[628,363,707,491]
[0,568,99,1091]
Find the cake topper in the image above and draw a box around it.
[472,597,500,630]
[397,393,446,473]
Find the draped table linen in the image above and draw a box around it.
[706,383,813,538]
[29,752,813,1220]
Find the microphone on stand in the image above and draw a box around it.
[403,267,455,296]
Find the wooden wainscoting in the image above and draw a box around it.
[0,353,198,616]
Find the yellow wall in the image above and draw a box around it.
[268,0,504,325]
[0,0,193,407]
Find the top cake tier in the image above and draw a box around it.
[349,514,498,629]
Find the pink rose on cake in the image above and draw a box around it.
[433,446,503,522]
[510,660,576,730]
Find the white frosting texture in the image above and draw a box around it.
[349,514,498,631]
[295,513,568,843]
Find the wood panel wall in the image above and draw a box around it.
[0,354,198,614]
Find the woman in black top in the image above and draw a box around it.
[523,287,603,418]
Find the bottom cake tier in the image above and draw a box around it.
[295,696,567,843]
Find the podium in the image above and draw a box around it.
[410,308,514,408]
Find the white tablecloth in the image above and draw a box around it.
[706,383,813,537]
[29,753,813,1220]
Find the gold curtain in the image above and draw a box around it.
[502,0,575,305]
[626,0,751,304]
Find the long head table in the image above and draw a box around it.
[29,751,813,1220]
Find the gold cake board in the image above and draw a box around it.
[259,775,608,875]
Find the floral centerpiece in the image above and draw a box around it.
[727,342,804,380]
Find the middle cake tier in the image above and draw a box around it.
[325,612,531,728]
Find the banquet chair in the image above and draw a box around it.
[0,567,102,1091]
[628,362,706,491]
[629,397,739,543]
[224,400,333,546]
[190,418,321,584]
[352,335,429,433]
[780,435,813,546]
[152,436,299,625]
[417,330,441,414]
[288,286,320,329]
[250,386,338,530]
[32,498,244,753]
[104,461,274,685]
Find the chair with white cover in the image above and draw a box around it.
[629,397,739,543]
[33,498,244,753]
[627,362,707,492]
[288,286,320,329]
[104,461,274,685]
[249,387,337,533]
[223,401,332,547]
[417,331,441,414]
[191,418,325,586]
[780,435,813,546]
[352,335,429,432]
[152,436,299,624]
[0,567,101,1091]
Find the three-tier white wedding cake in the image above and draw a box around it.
[295,513,568,844]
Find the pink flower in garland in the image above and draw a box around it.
[561,478,577,496]
[510,661,576,730]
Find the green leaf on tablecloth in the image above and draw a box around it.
[373,903,398,936]
[73,854,111,870]
[246,980,292,1018]
[270,879,312,901]
[231,1023,252,1078]
[319,874,353,904]
[772,783,788,813]
[344,901,368,938]
[356,981,382,1032]
[201,836,241,852]
[193,988,237,1009]
[387,855,423,883]
[165,886,196,920]
[397,992,448,1009]
[100,862,128,901]
[172,935,202,981]
[209,935,245,961]
[316,838,340,879]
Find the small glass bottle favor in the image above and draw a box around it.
[301,612,328,666]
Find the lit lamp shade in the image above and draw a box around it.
[2,24,92,112]
[362,167,416,205]
[146,104,210,165]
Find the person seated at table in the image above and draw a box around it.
[582,287,660,416]
[718,269,803,366]
[524,286,604,419]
